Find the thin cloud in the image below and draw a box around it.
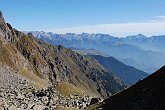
[149,15,165,22]
[46,15,165,37]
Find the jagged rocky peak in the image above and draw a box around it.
[0,11,5,25]
[0,11,13,30]
[0,11,18,42]
[27,32,34,37]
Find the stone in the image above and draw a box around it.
[0,11,5,25]
[0,80,91,110]
[89,98,101,105]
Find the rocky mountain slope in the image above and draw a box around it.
[71,48,148,85]
[87,55,148,85]
[86,65,165,110]
[0,10,127,109]
[30,31,165,73]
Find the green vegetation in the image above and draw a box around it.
[57,82,86,96]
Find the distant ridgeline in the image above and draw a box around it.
[87,55,148,85]
[30,31,165,74]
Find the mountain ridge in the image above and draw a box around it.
[87,55,148,85]
[30,31,165,73]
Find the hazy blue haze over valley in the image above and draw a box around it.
[30,31,165,74]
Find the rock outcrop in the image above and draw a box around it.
[0,11,5,24]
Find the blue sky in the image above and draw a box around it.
[0,0,165,36]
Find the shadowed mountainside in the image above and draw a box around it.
[86,65,165,110]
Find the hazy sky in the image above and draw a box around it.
[0,0,165,37]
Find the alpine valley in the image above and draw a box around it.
[0,9,165,110]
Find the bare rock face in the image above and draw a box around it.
[0,11,17,42]
[0,11,6,38]
[0,11,5,25]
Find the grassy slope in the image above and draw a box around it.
[57,82,86,96]
[0,37,48,88]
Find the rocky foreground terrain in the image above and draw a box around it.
[0,65,91,110]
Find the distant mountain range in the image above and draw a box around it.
[86,65,165,110]
[30,31,165,73]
